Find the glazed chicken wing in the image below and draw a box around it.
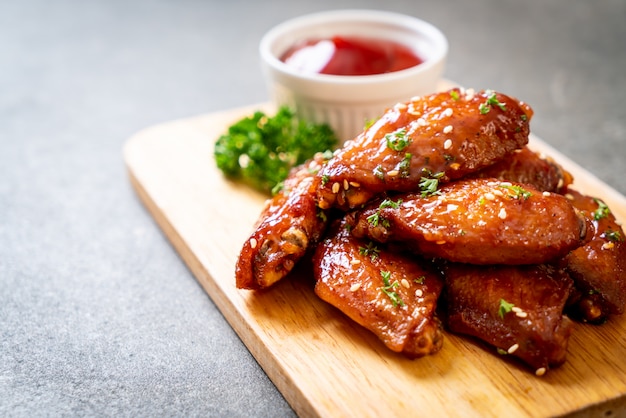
[316,88,533,210]
[561,189,626,322]
[313,219,444,358]
[236,153,330,289]
[443,263,574,374]
[469,146,573,193]
[348,178,590,265]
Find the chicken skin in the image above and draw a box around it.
[316,88,533,210]
[348,178,590,265]
[469,146,573,193]
[561,189,626,322]
[236,152,330,290]
[443,263,574,374]
[313,219,445,358]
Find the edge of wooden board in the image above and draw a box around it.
[123,99,626,418]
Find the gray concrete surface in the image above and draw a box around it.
[1,0,624,416]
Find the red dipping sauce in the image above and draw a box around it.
[280,36,423,76]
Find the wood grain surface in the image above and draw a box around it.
[123,96,626,417]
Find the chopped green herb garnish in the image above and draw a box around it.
[373,165,385,181]
[414,276,425,285]
[379,198,403,210]
[381,270,405,307]
[605,229,623,242]
[321,174,330,187]
[593,199,611,220]
[499,184,532,200]
[358,242,380,260]
[419,170,445,197]
[316,210,328,223]
[397,153,412,178]
[214,106,338,194]
[366,210,390,228]
[479,90,507,115]
[498,299,515,318]
[385,128,411,151]
[496,348,508,356]
[450,90,460,101]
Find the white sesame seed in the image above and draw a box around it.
[415,289,423,297]
[492,189,504,197]
[349,181,361,188]
[350,283,361,292]
[443,108,453,117]
[395,102,408,110]
[444,139,453,150]
[535,367,546,377]
[417,118,427,127]
[498,208,507,219]
[565,193,574,201]
[499,181,512,187]
[447,204,458,211]
[410,96,421,102]
[515,311,528,318]
[401,278,410,289]
[465,88,475,100]
[332,182,340,194]
[443,125,453,134]
[343,179,349,190]
[387,170,399,177]
[543,191,551,197]
[602,242,615,250]
[350,259,361,265]
[511,306,522,313]
[485,192,496,201]
[250,238,257,249]
[507,343,519,354]
[487,181,499,187]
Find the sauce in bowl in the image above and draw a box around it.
[280,36,423,76]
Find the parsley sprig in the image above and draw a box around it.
[214,106,337,194]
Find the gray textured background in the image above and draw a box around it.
[1,0,625,416]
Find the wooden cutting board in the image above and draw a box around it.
[123,96,626,417]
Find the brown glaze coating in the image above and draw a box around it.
[348,179,589,265]
[313,219,444,358]
[235,153,329,289]
[316,88,533,210]
[469,146,573,193]
[443,263,574,373]
[561,189,626,321]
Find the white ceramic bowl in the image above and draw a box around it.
[259,9,448,143]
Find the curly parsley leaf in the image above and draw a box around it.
[214,106,338,194]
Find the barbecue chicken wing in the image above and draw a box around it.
[348,178,590,265]
[469,146,573,193]
[316,88,533,210]
[236,153,330,289]
[313,219,444,358]
[443,263,574,374]
[561,189,626,322]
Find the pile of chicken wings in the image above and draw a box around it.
[235,88,626,375]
